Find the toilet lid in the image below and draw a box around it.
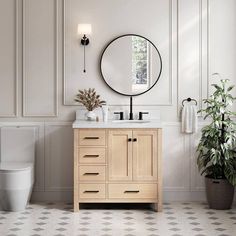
[0,162,33,171]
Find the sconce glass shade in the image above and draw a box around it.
[77,24,92,35]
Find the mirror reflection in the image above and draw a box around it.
[100,35,162,96]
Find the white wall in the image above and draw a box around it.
[0,0,235,202]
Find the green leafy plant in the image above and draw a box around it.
[75,88,106,111]
[197,78,236,186]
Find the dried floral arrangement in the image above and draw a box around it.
[75,88,106,111]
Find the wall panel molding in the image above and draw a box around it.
[207,0,236,113]
[22,0,58,117]
[190,150,205,191]
[163,123,191,191]
[162,122,209,192]
[177,0,209,115]
[200,0,209,105]
[190,124,205,191]
[63,0,176,106]
[45,122,73,191]
[33,124,45,192]
[0,0,18,117]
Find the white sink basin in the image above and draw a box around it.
[112,120,150,124]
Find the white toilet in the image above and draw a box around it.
[0,127,35,212]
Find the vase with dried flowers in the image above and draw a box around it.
[75,88,106,121]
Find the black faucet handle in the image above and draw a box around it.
[114,112,124,120]
[138,112,149,120]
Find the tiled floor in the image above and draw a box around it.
[0,202,235,236]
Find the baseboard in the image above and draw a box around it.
[31,191,73,202]
[163,190,206,202]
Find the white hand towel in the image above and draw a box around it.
[181,104,198,134]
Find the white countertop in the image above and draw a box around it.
[72,120,162,129]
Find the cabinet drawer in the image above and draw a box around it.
[79,166,106,181]
[108,184,157,199]
[78,130,106,146]
[79,184,105,199]
[79,147,106,164]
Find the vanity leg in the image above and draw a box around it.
[157,202,162,212]
[74,202,79,212]
[152,202,162,212]
[152,203,158,212]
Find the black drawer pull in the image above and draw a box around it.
[83,155,99,158]
[83,190,99,193]
[124,190,140,193]
[84,137,99,139]
[133,138,137,142]
[83,172,99,175]
[128,138,132,142]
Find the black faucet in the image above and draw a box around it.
[129,96,133,120]
[138,112,149,120]
[114,111,124,120]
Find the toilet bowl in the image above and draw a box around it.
[0,127,36,212]
[0,162,34,211]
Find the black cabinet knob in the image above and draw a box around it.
[128,138,132,142]
[133,138,137,142]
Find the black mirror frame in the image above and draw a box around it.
[99,34,163,97]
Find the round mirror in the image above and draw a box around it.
[100,34,162,96]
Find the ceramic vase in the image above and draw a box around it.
[85,110,96,121]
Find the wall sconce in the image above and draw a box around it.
[77,24,92,73]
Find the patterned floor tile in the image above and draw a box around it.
[0,202,235,236]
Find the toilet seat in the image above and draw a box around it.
[0,162,33,172]
[0,162,34,189]
[0,162,34,191]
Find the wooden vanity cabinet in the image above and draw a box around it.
[74,128,162,212]
[108,130,133,181]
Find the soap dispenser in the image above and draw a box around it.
[101,105,109,122]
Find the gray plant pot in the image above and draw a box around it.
[205,177,235,210]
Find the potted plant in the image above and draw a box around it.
[75,88,106,121]
[197,78,236,209]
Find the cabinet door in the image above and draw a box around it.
[108,130,132,181]
[133,130,157,181]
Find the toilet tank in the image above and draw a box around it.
[0,127,36,163]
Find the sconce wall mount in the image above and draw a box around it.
[77,24,92,73]
[81,35,89,46]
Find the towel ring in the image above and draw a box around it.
[182,98,197,106]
